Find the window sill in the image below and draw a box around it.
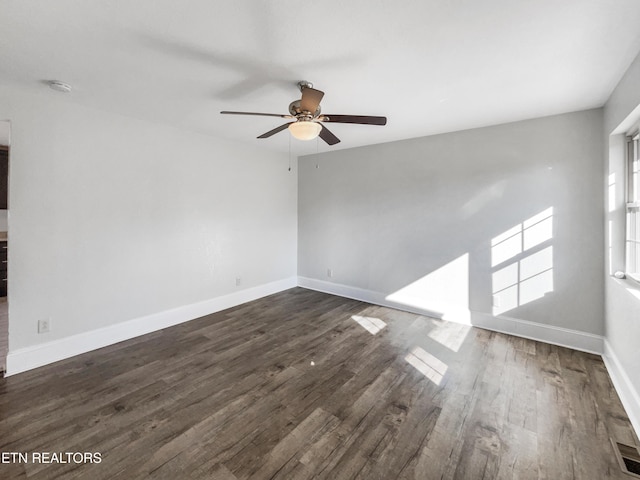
[627,273,640,285]
[611,273,640,301]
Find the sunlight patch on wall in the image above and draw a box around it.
[386,254,470,324]
[627,287,640,301]
[492,208,554,315]
[351,315,387,335]
[405,347,448,385]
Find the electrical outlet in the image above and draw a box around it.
[235,277,241,286]
[38,319,51,334]
[327,269,333,278]
[492,295,501,308]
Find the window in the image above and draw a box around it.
[627,133,640,281]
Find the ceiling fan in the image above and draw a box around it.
[220,81,387,145]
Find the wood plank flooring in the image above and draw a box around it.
[0,287,637,479]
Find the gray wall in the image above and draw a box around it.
[603,49,640,415]
[299,109,604,335]
[0,85,297,351]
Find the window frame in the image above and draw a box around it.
[626,131,640,282]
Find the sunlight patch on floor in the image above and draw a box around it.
[427,321,470,353]
[351,315,387,335]
[405,346,448,385]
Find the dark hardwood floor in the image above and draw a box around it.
[0,287,637,479]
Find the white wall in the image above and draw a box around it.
[603,50,640,434]
[0,85,297,357]
[0,120,9,145]
[299,110,604,347]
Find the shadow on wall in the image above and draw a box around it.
[384,207,555,324]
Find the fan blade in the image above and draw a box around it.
[257,122,293,139]
[300,87,324,114]
[320,114,387,125]
[319,124,340,145]
[221,111,292,118]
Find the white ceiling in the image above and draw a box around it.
[2,0,640,155]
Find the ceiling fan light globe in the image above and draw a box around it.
[288,121,322,141]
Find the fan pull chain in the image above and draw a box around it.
[288,134,292,172]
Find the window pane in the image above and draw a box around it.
[626,137,640,275]
[633,139,639,203]
[627,209,640,274]
[633,158,639,203]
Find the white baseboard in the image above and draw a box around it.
[5,276,297,376]
[602,340,640,438]
[470,311,604,355]
[297,276,604,355]
[297,276,449,319]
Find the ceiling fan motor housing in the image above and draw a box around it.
[289,100,321,119]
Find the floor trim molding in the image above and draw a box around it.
[6,276,297,376]
[6,275,609,379]
[602,339,640,438]
[470,311,604,355]
[297,276,447,319]
[297,276,604,355]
